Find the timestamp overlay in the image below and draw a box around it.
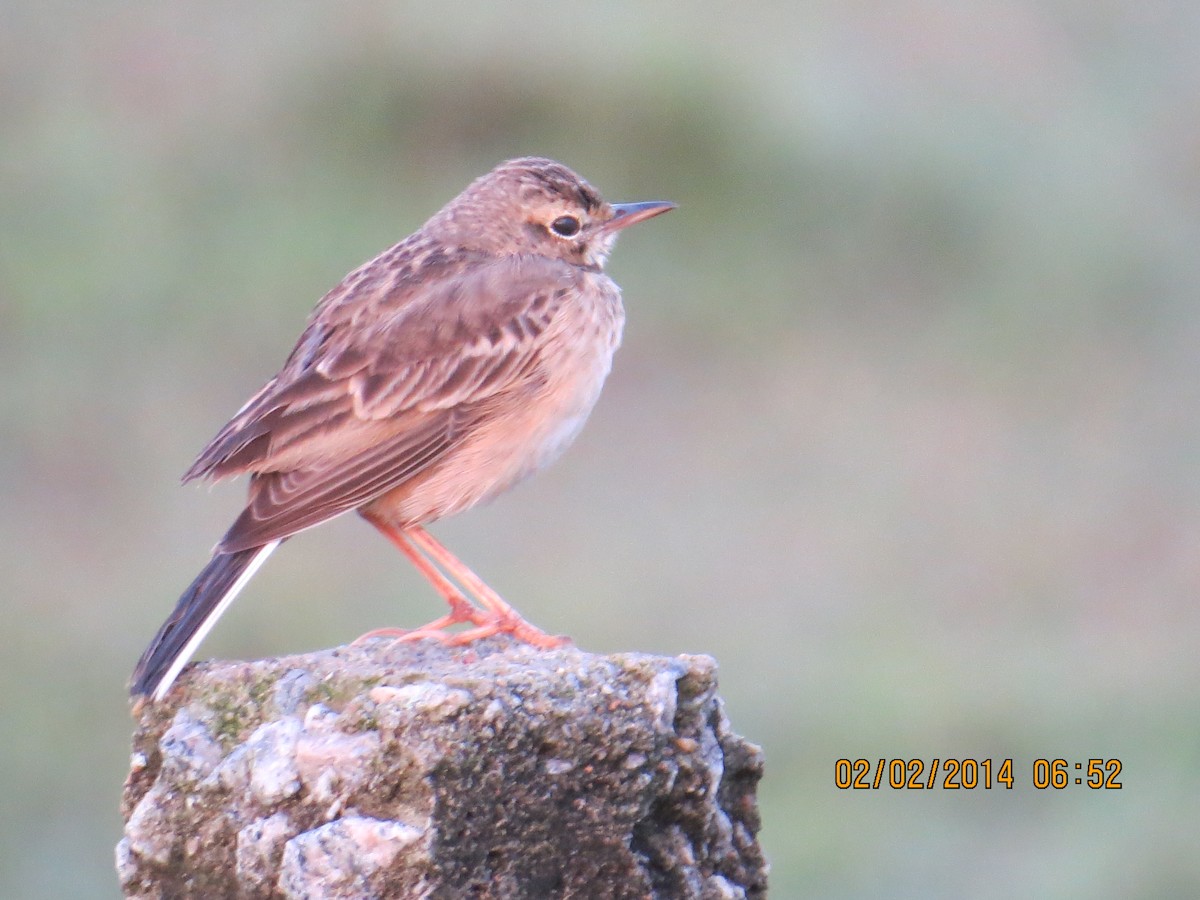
[833,758,1123,790]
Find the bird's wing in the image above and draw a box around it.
[183,253,575,551]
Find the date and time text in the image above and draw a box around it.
[834,758,1123,790]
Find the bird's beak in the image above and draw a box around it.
[601,200,677,233]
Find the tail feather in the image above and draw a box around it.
[131,540,280,700]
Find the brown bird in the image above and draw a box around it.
[131,157,674,701]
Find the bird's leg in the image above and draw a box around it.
[405,525,569,649]
[354,520,490,644]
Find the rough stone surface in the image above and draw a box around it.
[118,638,767,899]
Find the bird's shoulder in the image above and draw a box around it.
[295,242,585,379]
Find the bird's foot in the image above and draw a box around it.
[431,612,571,650]
[358,606,570,650]
[351,595,485,645]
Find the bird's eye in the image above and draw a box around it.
[549,215,581,238]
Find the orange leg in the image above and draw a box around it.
[354,521,490,644]
[361,520,568,649]
[404,525,568,648]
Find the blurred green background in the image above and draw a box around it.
[5,2,1200,897]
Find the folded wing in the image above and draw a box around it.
[183,253,574,551]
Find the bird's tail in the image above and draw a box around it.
[130,540,280,701]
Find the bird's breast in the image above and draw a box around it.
[521,274,625,467]
[372,273,625,525]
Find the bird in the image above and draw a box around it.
[131,157,674,701]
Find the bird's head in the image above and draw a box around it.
[428,157,674,269]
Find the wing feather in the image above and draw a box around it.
[184,253,575,546]
[219,410,457,550]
